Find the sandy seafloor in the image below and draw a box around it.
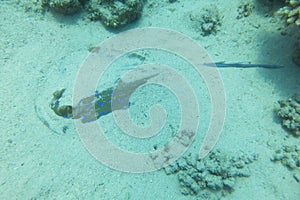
[1,0,300,199]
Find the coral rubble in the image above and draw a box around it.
[48,0,86,15]
[164,150,258,196]
[86,0,145,28]
[271,144,300,182]
[189,8,223,36]
[237,2,253,19]
[272,145,300,170]
[19,0,145,28]
[275,94,300,137]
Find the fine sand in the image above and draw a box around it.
[1,0,300,199]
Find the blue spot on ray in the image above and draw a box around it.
[118,99,124,104]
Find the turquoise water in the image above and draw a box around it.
[1,0,300,199]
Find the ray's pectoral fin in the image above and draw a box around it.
[50,73,159,123]
[72,87,115,123]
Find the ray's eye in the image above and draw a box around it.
[59,105,73,118]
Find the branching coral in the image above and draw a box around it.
[275,94,300,137]
[278,0,300,26]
